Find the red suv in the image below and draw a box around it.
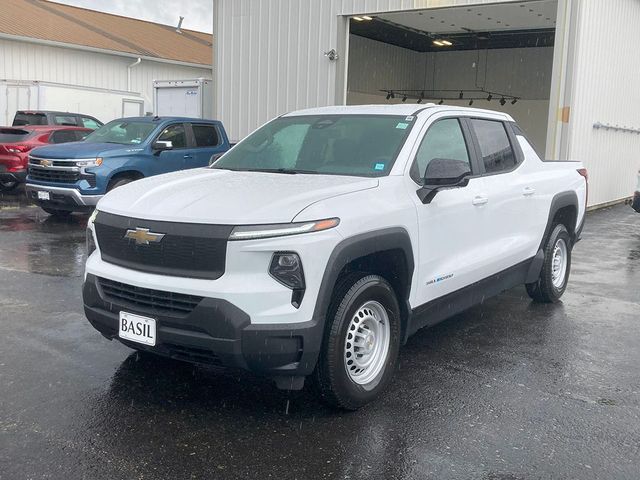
[0,125,91,191]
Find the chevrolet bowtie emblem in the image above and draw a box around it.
[40,159,52,167]
[124,227,165,245]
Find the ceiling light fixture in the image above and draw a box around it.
[440,40,453,46]
[361,15,373,20]
[352,16,364,21]
[433,40,445,46]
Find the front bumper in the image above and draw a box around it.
[25,183,102,211]
[82,273,323,385]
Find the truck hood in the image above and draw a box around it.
[97,168,379,224]
[30,142,137,159]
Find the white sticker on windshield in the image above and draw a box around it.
[405,116,415,122]
[396,122,409,129]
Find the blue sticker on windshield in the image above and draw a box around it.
[374,163,385,171]
[396,122,409,129]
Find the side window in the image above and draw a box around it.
[75,130,89,141]
[50,130,80,144]
[412,118,471,183]
[157,124,187,149]
[192,124,220,147]
[470,119,517,174]
[81,117,102,130]
[54,115,79,126]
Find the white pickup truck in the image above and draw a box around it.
[83,104,587,409]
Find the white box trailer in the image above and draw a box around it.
[0,80,147,126]
[153,78,213,119]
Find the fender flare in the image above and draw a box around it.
[311,227,415,341]
[538,190,579,250]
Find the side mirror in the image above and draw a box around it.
[152,140,173,151]
[418,158,471,204]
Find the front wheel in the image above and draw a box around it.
[42,207,72,218]
[0,180,17,191]
[314,273,401,410]
[526,223,572,303]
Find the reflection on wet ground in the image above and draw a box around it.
[1,187,639,480]
[0,187,88,277]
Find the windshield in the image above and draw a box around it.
[212,114,415,177]
[83,120,156,145]
[13,113,46,126]
[0,128,34,143]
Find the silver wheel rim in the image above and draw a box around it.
[344,300,390,387]
[551,238,568,289]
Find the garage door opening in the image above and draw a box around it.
[346,0,558,155]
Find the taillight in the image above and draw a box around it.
[6,144,32,153]
[577,168,588,204]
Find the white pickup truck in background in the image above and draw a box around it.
[83,104,587,409]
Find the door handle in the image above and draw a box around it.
[523,187,536,196]
[183,154,193,159]
[472,195,488,206]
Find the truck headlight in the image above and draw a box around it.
[86,227,97,256]
[229,218,339,241]
[269,252,305,308]
[76,157,103,168]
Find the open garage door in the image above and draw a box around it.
[346,0,558,156]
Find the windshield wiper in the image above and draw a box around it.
[212,167,318,175]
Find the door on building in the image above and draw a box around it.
[122,99,144,117]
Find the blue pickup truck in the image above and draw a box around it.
[25,116,230,217]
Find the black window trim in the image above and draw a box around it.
[188,122,223,148]
[464,116,524,177]
[409,115,480,185]
[154,122,191,150]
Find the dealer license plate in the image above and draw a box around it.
[118,311,156,346]
[37,191,50,201]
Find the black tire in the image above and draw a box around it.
[314,273,401,410]
[107,177,135,192]
[526,223,572,303]
[0,180,18,191]
[42,207,71,218]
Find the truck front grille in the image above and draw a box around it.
[94,212,232,280]
[98,277,203,316]
[29,166,79,183]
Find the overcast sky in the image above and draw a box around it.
[51,0,213,33]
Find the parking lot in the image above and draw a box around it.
[0,187,638,480]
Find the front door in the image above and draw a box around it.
[410,115,490,307]
[153,123,194,174]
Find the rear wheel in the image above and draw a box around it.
[526,223,572,303]
[314,273,401,410]
[42,207,72,218]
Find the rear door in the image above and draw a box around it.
[186,123,226,167]
[465,117,540,272]
[151,123,192,174]
[49,129,81,144]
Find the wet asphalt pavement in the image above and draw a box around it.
[0,186,639,480]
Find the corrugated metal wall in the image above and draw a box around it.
[0,38,210,108]
[565,0,640,206]
[213,0,519,141]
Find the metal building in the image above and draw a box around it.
[0,0,212,123]
[212,0,640,208]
